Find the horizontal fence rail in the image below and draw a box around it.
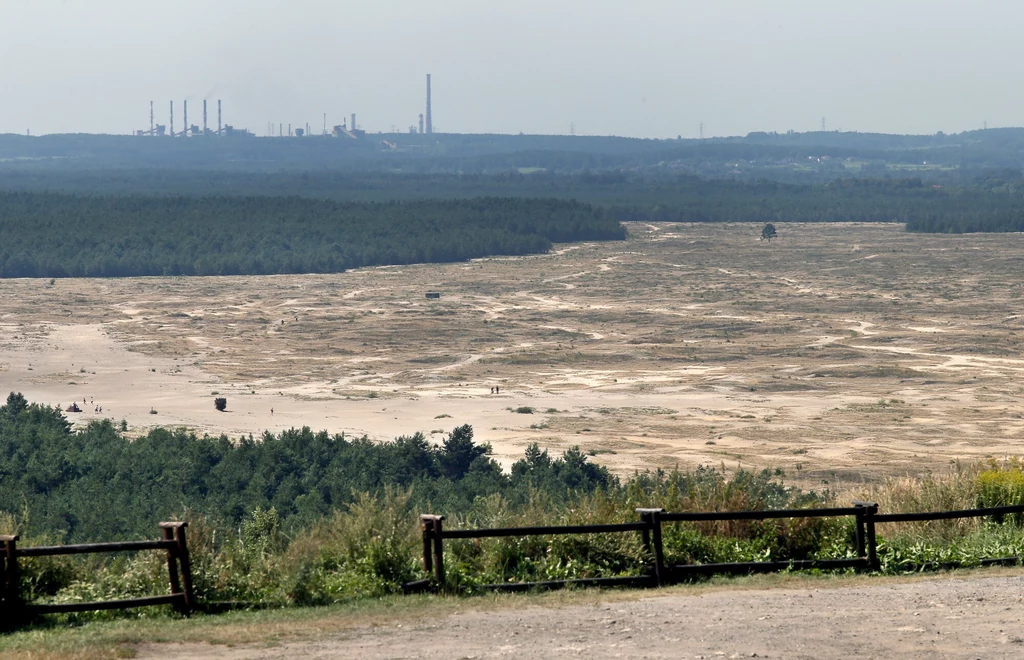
[875,503,1024,523]
[441,522,650,539]
[8,503,1024,616]
[406,500,1024,593]
[661,506,866,522]
[18,540,176,557]
[0,522,195,622]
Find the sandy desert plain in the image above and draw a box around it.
[2,221,1024,488]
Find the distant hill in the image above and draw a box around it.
[2,128,1023,179]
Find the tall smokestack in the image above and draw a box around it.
[203,100,208,135]
[170,101,174,137]
[217,100,222,134]
[149,101,154,136]
[183,100,188,137]
[351,113,356,131]
[425,74,432,134]
[419,113,424,134]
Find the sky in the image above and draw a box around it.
[2,0,1023,138]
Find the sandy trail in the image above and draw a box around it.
[3,222,1024,484]
[137,573,1024,659]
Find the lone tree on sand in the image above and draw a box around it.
[761,223,777,241]
[214,397,227,412]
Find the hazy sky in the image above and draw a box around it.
[2,0,1023,138]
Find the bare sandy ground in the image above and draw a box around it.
[136,572,1024,659]
[3,222,1024,484]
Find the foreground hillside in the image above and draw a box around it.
[6,389,1024,621]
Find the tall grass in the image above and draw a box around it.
[850,459,1024,569]
[442,466,847,590]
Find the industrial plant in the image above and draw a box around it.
[137,74,436,139]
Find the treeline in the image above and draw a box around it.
[0,193,625,278]
[0,167,980,203]
[4,128,1024,175]
[0,393,616,543]
[8,169,1024,230]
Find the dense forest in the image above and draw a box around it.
[0,193,624,278]
[3,172,1023,280]
[2,130,1024,280]
[0,393,617,543]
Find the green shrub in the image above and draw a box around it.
[282,488,419,605]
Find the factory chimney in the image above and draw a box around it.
[183,100,188,137]
[419,113,424,134]
[170,101,174,137]
[203,100,208,135]
[351,113,356,131]
[217,100,222,134]
[425,74,432,134]
[149,101,154,136]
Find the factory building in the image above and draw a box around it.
[137,74,435,139]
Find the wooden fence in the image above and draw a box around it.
[6,503,1024,616]
[1,522,195,621]
[406,501,1024,593]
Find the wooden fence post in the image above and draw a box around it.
[173,524,195,615]
[160,525,184,614]
[852,501,879,571]
[864,503,880,572]
[4,536,18,601]
[1,536,19,622]
[159,522,194,615]
[853,504,867,565]
[420,515,434,576]
[636,509,665,586]
[1,539,7,607]
[431,516,445,589]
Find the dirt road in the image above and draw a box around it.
[140,573,1024,659]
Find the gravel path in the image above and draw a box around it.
[139,574,1024,659]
